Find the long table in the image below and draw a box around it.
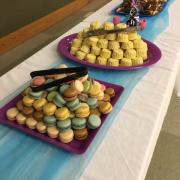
[1,1,180,180]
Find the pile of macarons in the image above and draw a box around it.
[6,64,115,144]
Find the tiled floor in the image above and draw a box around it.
[145,92,180,180]
[1,0,180,179]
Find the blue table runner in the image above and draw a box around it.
[0,1,174,179]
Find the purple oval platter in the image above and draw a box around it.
[57,33,162,71]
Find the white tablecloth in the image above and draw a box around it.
[1,1,180,180]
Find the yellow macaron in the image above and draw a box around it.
[43,103,57,116]
[96,91,104,100]
[6,107,19,121]
[47,127,59,138]
[89,84,101,98]
[71,80,84,93]
[55,107,70,121]
[23,95,34,107]
[99,101,112,114]
[33,98,47,111]
[36,121,47,133]
[26,118,38,129]
[16,113,26,125]
[75,105,90,118]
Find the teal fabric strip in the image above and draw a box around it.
[0,60,147,180]
[0,1,174,179]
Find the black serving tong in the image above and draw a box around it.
[30,67,88,92]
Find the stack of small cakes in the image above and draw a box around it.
[6,64,115,144]
[70,21,148,67]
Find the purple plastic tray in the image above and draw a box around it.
[0,80,124,154]
[57,33,162,71]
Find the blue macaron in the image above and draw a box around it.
[87,97,97,109]
[45,79,58,92]
[29,90,44,99]
[59,84,69,95]
[66,98,81,111]
[71,118,86,130]
[56,118,71,131]
[43,116,57,127]
[53,93,66,107]
[87,114,101,129]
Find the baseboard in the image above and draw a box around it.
[0,0,89,55]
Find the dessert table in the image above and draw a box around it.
[1,0,180,180]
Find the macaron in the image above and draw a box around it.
[6,107,19,121]
[22,95,34,107]
[93,80,102,89]
[31,76,46,86]
[47,91,58,102]
[104,88,115,98]
[46,74,56,79]
[66,98,81,111]
[101,84,106,91]
[87,97,97,109]
[80,103,89,108]
[75,105,90,118]
[43,116,57,127]
[47,127,59,138]
[74,128,88,140]
[45,79,58,92]
[72,118,87,130]
[36,122,47,133]
[69,112,75,118]
[59,84,69,94]
[54,74,67,80]
[89,85,101,98]
[96,90,105,101]
[78,74,88,82]
[71,80,84,93]
[43,103,57,116]
[82,80,92,93]
[55,107,70,121]
[87,114,101,129]
[99,101,112,114]
[103,94,111,102]
[26,118,37,129]
[58,64,68,69]
[57,118,71,131]
[16,113,26,124]
[16,100,24,111]
[97,100,104,106]
[42,91,48,99]
[29,90,44,100]
[78,93,88,102]
[63,87,78,101]
[53,94,66,107]
[33,98,47,111]
[33,111,44,121]
[22,87,31,96]
[90,108,101,117]
[59,129,74,143]
[22,106,34,117]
